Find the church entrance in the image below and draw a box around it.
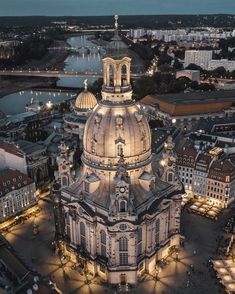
[120,273,126,285]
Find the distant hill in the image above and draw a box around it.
[0,14,235,28]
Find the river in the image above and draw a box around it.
[0,35,144,115]
[0,90,76,115]
[57,35,104,88]
[0,35,103,115]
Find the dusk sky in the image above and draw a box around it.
[1,0,235,16]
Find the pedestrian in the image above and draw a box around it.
[193,250,196,255]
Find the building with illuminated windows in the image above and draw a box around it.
[56,17,183,286]
[176,147,235,207]
[0,169,37,223]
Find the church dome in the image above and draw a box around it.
[105,33,129,58]
[83,101,152,168]
[75,80,97,110]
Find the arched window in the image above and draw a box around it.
[137,227,142,256]
[119,200,126,213]
[117,144,123,156]
[167,172,173,183]
[119,237,128,265]
[155,219,160,246]
[121,64,127,86]
[100,230,106,257]
[80,222,86,248]
[109,64,114,87]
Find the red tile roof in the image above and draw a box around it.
[0,169,34,198]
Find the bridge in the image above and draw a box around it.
[0,70,143,79]
[48,46,104,53]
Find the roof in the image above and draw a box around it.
[0,169,34,198]
[75,90,97,110]
[105,31,129,58]
[0,139,25,158]
[8,111,37,123]
[208,159,235,182]
[141,90,235,116]
[177,147,198,167]
[15,140,45,154]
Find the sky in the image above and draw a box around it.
[0,0,235,16]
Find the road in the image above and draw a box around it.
[3,199,234,294]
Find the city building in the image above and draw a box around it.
[0,109,52,141]
[176,70,200,82]
[176,147,235,207]
[55,17,183,286]
[184,50,213,69]
[208,59,235,72]
[0,169,37,223]
[140,90,235,131]
[0,139,49,187]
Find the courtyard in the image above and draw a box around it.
[2,199,235,294]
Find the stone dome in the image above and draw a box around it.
[105,32,129,58]
[75,90,97,110]
[83,100,152,169]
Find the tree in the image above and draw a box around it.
[185,63,202,71]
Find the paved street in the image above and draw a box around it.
[3,199,234,294]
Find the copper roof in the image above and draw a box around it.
[141,91,235,116]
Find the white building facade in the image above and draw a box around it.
[0,169,37,223]
[184,50,213,69]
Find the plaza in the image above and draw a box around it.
[2,199,234,294]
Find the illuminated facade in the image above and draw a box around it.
[58,17,182,285]
[54,141,75,188]
[177,147,235,207]
[0,169,37,223]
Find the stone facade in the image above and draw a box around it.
[56,18,182,286]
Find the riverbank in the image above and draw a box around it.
[0,40,70,99]
[0,76,58,99]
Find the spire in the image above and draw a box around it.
[114,15,119,31]
[84,79,88,91]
